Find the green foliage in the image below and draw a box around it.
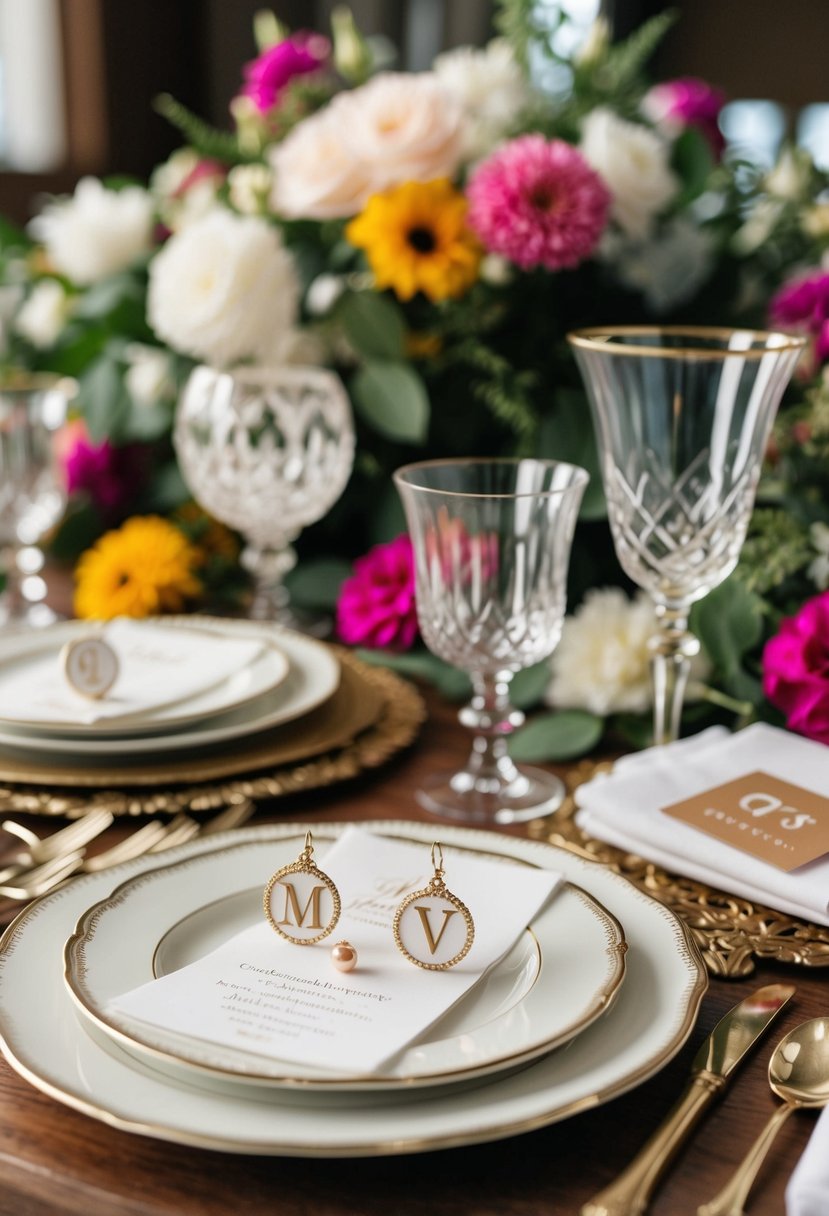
[493,0,552,74]
[78,351,132,444]
[691,576,765,704]
[450,337,537,447]
[738,509,815,597]
[356,648,472,700]
[285,557,351,610]
[154,94,252,164]
[536,389,606,520]
[336,292,406,361]
[351,360,430,443]
[511,661,552,710]
[592,11,678,96]
[509,709,603,762]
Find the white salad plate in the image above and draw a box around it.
[0,619,339,758]
[0,821,707,1157]
[63,832,627,1092]
[0,619,291,738]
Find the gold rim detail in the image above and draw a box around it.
[567,324,807,361]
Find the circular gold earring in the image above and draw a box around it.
[263,831,341,945]
[392,842,474,971]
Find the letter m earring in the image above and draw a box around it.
[392,842,474,970]
[264,831,341,945]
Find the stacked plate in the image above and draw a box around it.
[0,618,342,764]
[0,821,708,1155]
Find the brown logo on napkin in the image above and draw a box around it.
[662,771,829,872]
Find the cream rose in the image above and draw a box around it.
[269,105,374,220]
[147,209,300,366]
[29,177,154,285]
[580,108,678,240]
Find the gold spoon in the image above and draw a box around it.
[698,1017,829,1216]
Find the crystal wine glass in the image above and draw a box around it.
[174,365,354,629]
[0,374,72,627]
[394,458,588,824]
[568,326,805,745]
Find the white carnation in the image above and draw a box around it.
[228,164,273,216]
[14,279,71,348]
[547,587,710,716]
[433,39,528,161]
[29,177,154,285]
[147,209,300,366]
[580,108,678,240]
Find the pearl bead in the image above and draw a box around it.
[331,940,357,972]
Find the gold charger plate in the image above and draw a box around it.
[532,758,829,978]
[0,652,425,819]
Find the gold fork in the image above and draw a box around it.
[0,851,86,900]
[2,808,114,865]
[81,813,199,872]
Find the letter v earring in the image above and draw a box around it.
[392,842,474,970]
[264,831,341,945]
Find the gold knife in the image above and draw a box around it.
[581,982,796,1216]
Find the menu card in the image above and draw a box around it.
[110,828,562,1075]
[0,619,266,726]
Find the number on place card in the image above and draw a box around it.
[61,637,119,700]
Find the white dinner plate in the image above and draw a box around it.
[0,619,339,758]
[0,619,291,738]
[63,832,627,1091]
[0,822,707,1156]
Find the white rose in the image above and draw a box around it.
[546,588,710,716]
[433,39,528,161]
[14,280,71,348]
[147,209,300,366]
[124,343,174,407]
[269,105,375,219]
[228,164,273,216]
[580,108,678,240]
[29,177,154,285]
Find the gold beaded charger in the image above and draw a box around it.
[0,651,425,821]
[529,758,829,979]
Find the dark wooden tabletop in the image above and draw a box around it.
[0,684,825,1216]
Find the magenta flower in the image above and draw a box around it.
[64,428,146,515]
[239,33,330,114]
[770,270,829,374]
[465,135,610,272]
[646,77,726,158]
[336,535,419,651]
[763,592,829,744]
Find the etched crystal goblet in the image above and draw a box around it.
[568,326,805,745]
[174,365,354,628]
[0,374,72,627]
[394,458,588,824]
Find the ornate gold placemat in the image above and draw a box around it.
[529,759,829,978]
[0,653,425,820]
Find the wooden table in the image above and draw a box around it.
[0,686,824,1216]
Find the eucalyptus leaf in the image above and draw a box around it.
[78,355,131,444]
[337,292,405,361]
[508,710,603,762]
[356,648,471,700]
[286,558,351,611]
[73,274,140,322]
[351,360,430,444]
[511,661,551,710]
[691,575,764,698]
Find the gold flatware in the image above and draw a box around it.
[582,983,796,1216]
[2,808,114,863]
[0,851,86,899]
[81,814,197,872]
[697,1016,829,1216]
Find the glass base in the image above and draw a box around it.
[415,765,565,825]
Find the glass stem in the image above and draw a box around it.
[241,542,297,622]
[649,601,699,746]
[457,671,525,791]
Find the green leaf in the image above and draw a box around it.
[690,575,764,699]
[356,648,471,700]
[154,94,249,163]
[368,482,407,545]
[537,389,605,520]
[78,355,131,444]
[672,127,715,205]
[509,710,603,762]
[73,273,142,322]
[511,661,551,710]
[48,500,103,562]
[351,360,430,444]
[122,401,173,442]
[143,462,190,512]
[285,558,351,611]
[337,292,405,361]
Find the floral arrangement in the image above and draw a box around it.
[3,2,829,756]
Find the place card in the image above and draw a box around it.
[110,828,562,1075]
[663,771,829,872]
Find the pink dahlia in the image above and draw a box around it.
[239,33,330,114]
[465,135,610,272]
[770,270,829,373]
[763,592,829,744]
[336,535,419,651]
[645,78,726,158]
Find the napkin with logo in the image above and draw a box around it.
[0,618,267,726]
[786,1104,829,1216]
[575,723,829,926]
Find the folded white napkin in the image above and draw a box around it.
[786,1104,829,1216]
[0,618,266,726]
[575,722,829,926]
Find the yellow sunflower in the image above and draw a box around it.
[74,516,203,621]
[346,178,482,303]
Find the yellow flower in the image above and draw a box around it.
[171,501,241,565]
[345,178,481,302]
[74,516,202,621]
